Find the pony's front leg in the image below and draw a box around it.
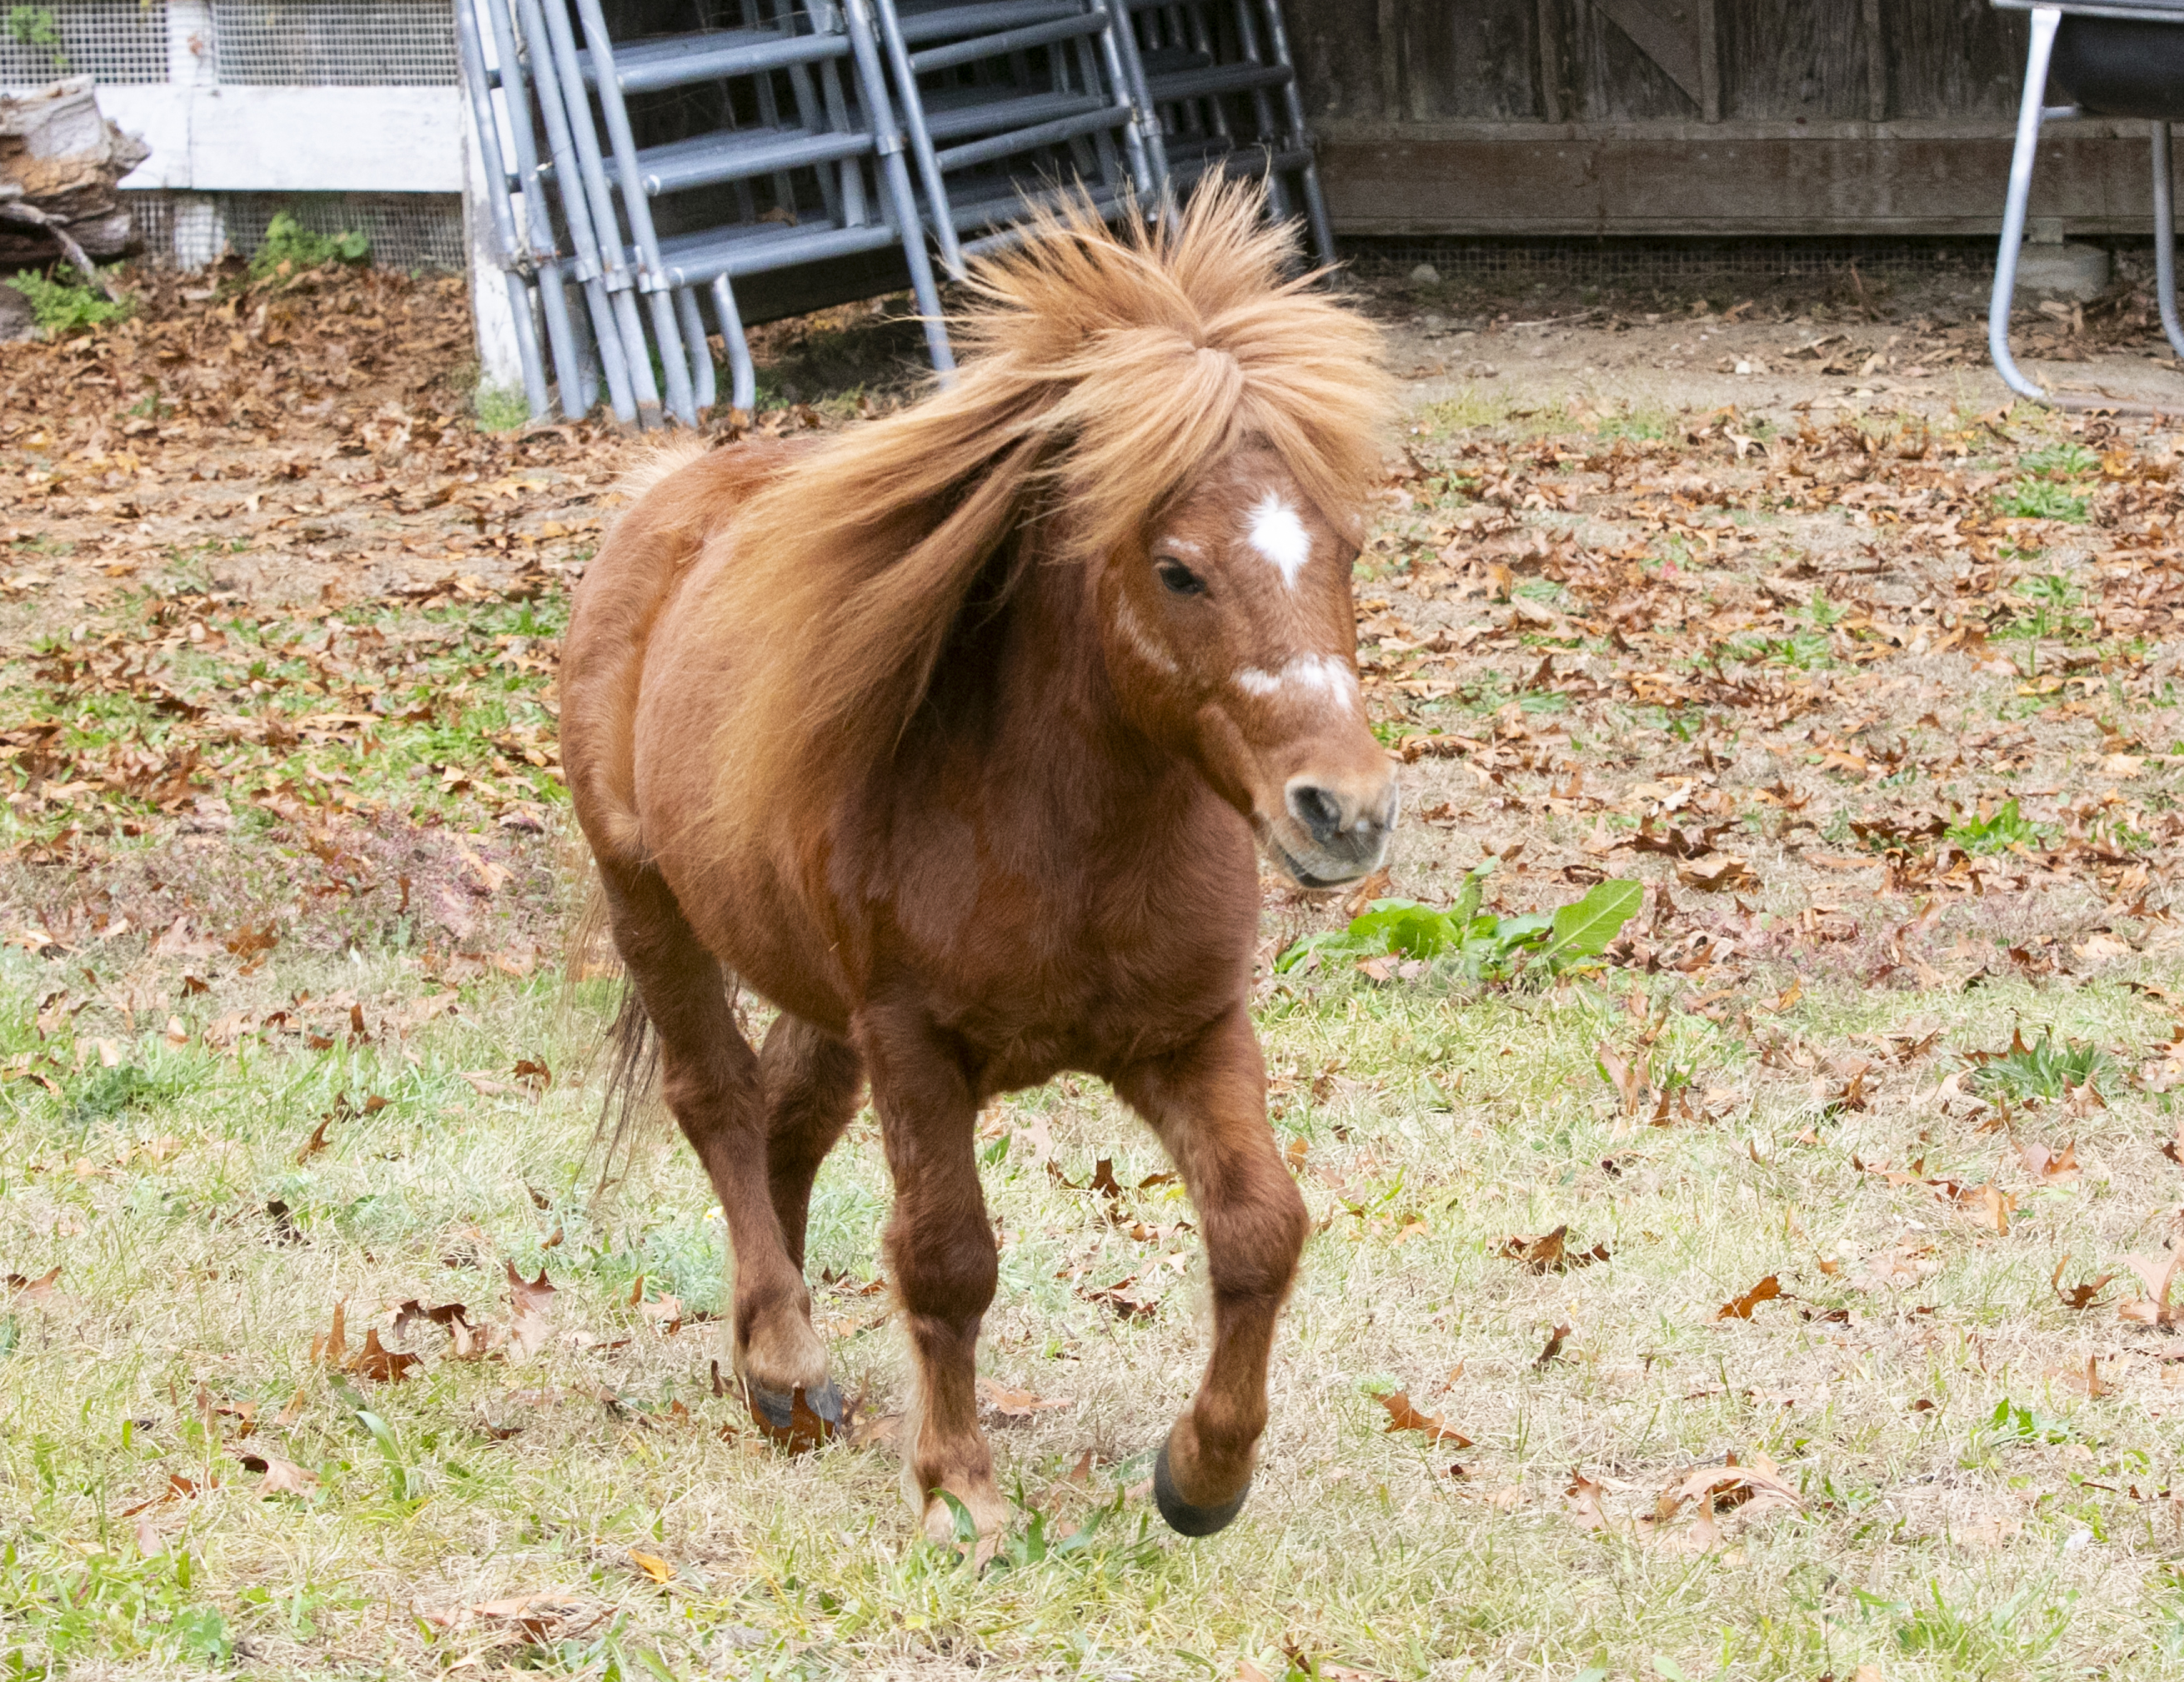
[1114,1005,1308,1536]
[855,1006,1010,1554]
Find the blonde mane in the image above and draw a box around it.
[693,178,1394,839]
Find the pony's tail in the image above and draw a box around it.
[594,977,661,1193]
[561,871,664,1196]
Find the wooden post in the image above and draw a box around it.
[1379,0,1404,123]
[1535,0,1563,125]
[1698,0,1720,123]
[1862,0,1887,123]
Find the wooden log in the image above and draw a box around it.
[0,76,148,274]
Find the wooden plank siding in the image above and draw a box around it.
[1289,0,2182,236]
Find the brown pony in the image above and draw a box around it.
[561,181,1397,1547]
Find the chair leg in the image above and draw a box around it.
[581,276,637,425]
[871,0,965,278]
[2155,122,2184,363]
[1989,5,2061,403]
[1259,0,1335,263]
[711,276,759,413]
[504,272,553,419]
[842,0,955,379]
[676,287,716,412]
[646,287,698,426]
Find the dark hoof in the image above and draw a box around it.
[1153,1440,1249,1537]
[747,1377,844,1438]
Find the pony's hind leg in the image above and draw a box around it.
[855,1005,1010,1554]
[1111,1004,1308,1537]
[598,861,839,1425]
[758,1015,864,1272]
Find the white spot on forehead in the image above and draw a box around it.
[1234,653,1357,711]
[1114,591,1177,674]
[1246,494,1312,590]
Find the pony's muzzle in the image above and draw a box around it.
[1270,770,1398,886]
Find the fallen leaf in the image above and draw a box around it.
[347,1328,420,1384]
[977,1377,1073,1417]
[746,1383,837,1453]
[1377,1391,1472,1446]
[3,1265,59,1302]
[1565,1470,1608,1530]
[2045,1355,2112,1396]
[1676,854,1757,893]
[2019,1140,2080,1183]
[1714,1275,1781,1320]
[1535,1322,1572,1367]
[2119,1251,2182,1326]
[505,1260,556,1317]
[293,1116,332,1165]
[238,1453,319,1495]
[309,1296,348,1365]
[847,1411,901,1449]
[2051,1254,2115,1310]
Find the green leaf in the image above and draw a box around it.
[1539,879,1643,969]
[1490,911,1553,947]
[1449,859,1493,926]
[170,1605,232,1663]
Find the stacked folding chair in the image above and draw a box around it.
[871,0,1157,277]
[1113,0,1332,265]
[460,0,640,421]
[456,0,1327,425]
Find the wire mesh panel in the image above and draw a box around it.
[221,192,466,266]
[0,0,169,86]
[1340,238,2004,289]
[210,0,459,84]
[127,189,466,269]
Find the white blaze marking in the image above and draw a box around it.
[1246,494,1312,590]
[1234,654,1358,711]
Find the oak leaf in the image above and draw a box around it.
[1714,1275,1781,1320]
[1377,1391,1472,1446]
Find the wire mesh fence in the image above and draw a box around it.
[1334,236,2183,304]
[0,0,169,86]
[124,191,467,271]
[1337,237,2002,288]
[209,0,458,84]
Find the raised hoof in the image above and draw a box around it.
[1153,1440,1249,1538]
[746,1377,844,1446]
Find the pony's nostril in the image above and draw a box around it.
[1287,782,1344,845]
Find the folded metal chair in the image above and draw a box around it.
[459,0,648,422]
[1114,0,1331,263]
[1990,0,2184,403]
[873,0,1156,277]
[540,0,955,422]
[454,0,557,420]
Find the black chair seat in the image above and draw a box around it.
[2052,16,2184,121]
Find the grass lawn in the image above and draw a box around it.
[5,263,2184,1680]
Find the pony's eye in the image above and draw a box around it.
[1156,560,1206,597]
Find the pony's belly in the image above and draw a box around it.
[657,847,856,1037]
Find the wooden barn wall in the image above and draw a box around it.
[1289,0,2180,236]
